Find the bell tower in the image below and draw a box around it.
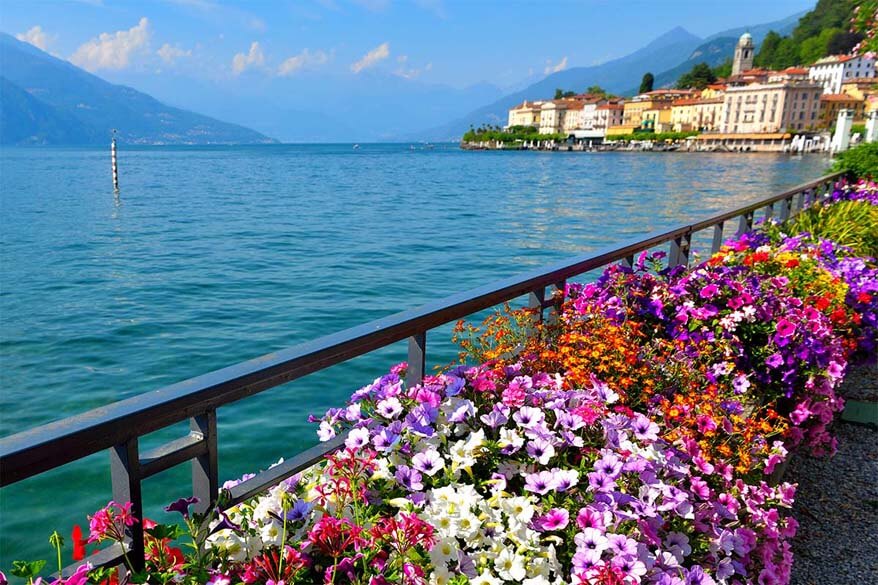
[732,32,755,76]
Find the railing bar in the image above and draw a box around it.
[59,543,126,578]
[139,434,207,479]
[0,171,847,487]
[225,433,347,507]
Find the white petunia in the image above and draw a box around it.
[494,547,527,581]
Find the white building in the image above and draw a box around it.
[594,102,624,132]
[809,54,876,94]
[720,79,822,133]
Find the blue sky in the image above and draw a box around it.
[4,0,814,90]
[2,0,817,141]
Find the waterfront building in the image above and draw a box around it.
[562,101,587,132]
[720,78,822,133]
[578,96,609,130]
[642,104,673,132]
[809,54,876,94]
[595,102,624,133]
[819,93,866,125]
[731,33,755,76]
[727,68,772,87]
[622,89,694,128]
[507,101,545,128]
[671,96,724,132]
[841,78,878,114]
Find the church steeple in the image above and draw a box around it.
[732,32,755,76]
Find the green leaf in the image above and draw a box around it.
[11,560,46,579]
[146,524,183,540]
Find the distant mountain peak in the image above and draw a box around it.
[645,26,702,50]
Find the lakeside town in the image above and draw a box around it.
[464,34,878,153]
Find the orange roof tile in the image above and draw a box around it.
[820,93,862,102]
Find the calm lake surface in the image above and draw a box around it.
[0,144,830,561]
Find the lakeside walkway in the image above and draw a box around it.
[789,362,878,584]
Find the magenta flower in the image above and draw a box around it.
[699,283,719,299]
[776,318,796,338]
[534,508,569,532]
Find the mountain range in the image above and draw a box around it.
[413,12,803,141]
[0,32,273,145]
[1,11,803,145]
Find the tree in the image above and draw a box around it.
[799,27,842,65]
[827,30,865,55]
[712,58,732,79]
[754,31,782,67]
[587,85,607,96]
[639,72,654,94]
[554,88,575,99]
[676,62,717,89]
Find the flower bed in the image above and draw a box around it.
[7,181,878,585]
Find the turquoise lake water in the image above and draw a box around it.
[0,144,830,562]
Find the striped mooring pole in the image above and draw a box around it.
[111,130,119,192]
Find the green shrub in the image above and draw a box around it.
[781,200,878,258]
[831,142,878,179]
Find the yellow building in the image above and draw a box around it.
[642,105,673,132]
[622,89,694,129]
[671,97,724,132]
[819,93,866,125]
[841,78,878,115]
[506,101,544,128]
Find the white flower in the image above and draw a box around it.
[498,428,525,452]
[471,571,502,585]
[494,547,527,581]
[345,426,370,450]
[429,536,458,567]
[259,518,283,547]
[376,397,403,419]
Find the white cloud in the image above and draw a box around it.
[351,41,389,73]
[544,56,568,75]
[232,41,265,74]
[16,25,53,51]
[156,43,192,64]
[70,17,150,71]
[395,60,431,80]
[277,49,330,76]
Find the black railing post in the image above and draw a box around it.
[737,211,754,235]
[779,196,792,223]
[763,202,773,222]
[669,234,690,268]
[794,190,805,215]
[623,255,634,268]
[110,439,144,571]
[549,280,566,324]
[711,222,724,254]
[406,333,426,388]
[191,411,218,515]
[529,287,546,321]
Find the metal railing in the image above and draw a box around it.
[0,171,846,572]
